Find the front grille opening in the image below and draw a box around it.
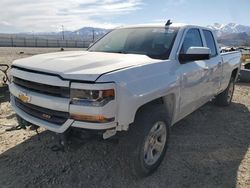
[13,77,70,98]
[15,97,69,125]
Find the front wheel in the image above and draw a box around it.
[214,77,235,106]
[123,105,170,177]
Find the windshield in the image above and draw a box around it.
[88,27,179,60]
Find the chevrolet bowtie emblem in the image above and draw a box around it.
[18,92,31,103]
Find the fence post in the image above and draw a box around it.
[24,38,26,47]
[11,37,14,47]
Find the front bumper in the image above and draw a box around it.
[9,77,117,133]
[11,96,117,133]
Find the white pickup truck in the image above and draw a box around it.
[9,23,241,176]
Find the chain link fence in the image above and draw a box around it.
[0,37,92,48]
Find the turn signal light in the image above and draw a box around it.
[70,114,114,123]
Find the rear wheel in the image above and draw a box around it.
[214,77,235,106]
[123,105,170,177]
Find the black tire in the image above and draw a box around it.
[214,77,235,106]
[122,105,170,177]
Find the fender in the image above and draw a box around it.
[97,60,181,127]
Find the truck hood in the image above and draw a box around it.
[12,51,156,81]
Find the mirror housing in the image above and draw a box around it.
[179,47,211,63]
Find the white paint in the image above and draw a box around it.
[9,24,241,134]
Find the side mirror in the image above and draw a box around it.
[179,47,211,63]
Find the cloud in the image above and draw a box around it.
[0,21,12,26]
[165,0,186,6]
[0,0,142,33]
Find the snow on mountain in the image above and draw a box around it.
[207,23,250,46]
[208,23,250,36]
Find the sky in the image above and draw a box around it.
[0,0,250,33]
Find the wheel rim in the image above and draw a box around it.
[143,121,167,166]
[227,81,234,103]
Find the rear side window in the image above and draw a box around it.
[203,30,217,57]
[180,29,203,53]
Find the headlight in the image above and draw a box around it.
[70,89,115,107]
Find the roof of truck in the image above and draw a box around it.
[117,23,210,30]
[118,23,187,28]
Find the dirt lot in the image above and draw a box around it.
[0,47,249,188]
[0,47,82,65]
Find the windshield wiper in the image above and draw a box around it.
[89,50,127,54]
[111,51,127,54]
[146,53,168,60]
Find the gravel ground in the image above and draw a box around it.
[0,47,83,66]
[0,47,83,81]
[0,48,249,188]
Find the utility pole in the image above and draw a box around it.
[61,25,65,40]
[92,29,95,42]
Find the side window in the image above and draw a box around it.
[203,30,217,57]
[180,29,203,53]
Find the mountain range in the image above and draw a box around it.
[0,23,250,46]
[59,27,109,41]
[0,27,110,41]
[207,23,250,46]
[208,23,250,36]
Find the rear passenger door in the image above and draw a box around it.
[202,30,222,96]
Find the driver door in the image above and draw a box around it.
[177,28,211,120]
